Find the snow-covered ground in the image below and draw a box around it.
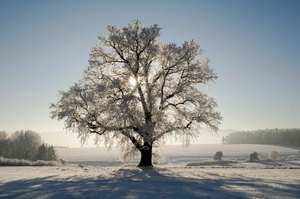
[0,165,299,198]
[1,144,300,198]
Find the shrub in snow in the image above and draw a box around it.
[270,151,280,160]
[249,152,259,162]
[60,159,67,165]
[0,156,58,166]
[213,151,223,161]
[257,153,268,160]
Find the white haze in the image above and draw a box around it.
[55,144,300,163]
[41,129,235,148]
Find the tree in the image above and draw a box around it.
[10,130,42,161]
[50,20,222,167]
[36,144,47,160]
[0,131,9,157]
[36,144,57,161]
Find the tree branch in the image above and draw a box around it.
[153,121,193,141]
[121,130,142,150]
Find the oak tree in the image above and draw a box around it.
[50,20,222,166]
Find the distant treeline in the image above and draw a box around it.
[0,130,57,162]
[225,129,300,146]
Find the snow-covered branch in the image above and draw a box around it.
[50,20,222,165]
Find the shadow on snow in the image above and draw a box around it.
[0,167,299,199]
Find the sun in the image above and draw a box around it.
[129,76,137,87]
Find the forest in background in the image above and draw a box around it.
[0,130,57,163]
[224,129,300,146]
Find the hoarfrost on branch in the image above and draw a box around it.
[50,20,222,165]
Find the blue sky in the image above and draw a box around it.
[0,0,299,145]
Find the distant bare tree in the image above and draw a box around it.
[0,131,9,157]
[0,131,8,140]
[0,130,57,162]
[10,130,42,160]
[51,20,222,166]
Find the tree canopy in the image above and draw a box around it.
[50,20,222,166]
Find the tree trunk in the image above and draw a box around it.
[138,146,153,167]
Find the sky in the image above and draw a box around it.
[0,0,299,146]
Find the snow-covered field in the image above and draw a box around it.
[1,144,300,199]
[0,166,299,199]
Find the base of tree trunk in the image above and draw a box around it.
[137,148,153,167]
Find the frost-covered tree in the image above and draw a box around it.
[50,20,222,166]
[0,131,9,157]
[10,130,42,161]
[36,144,57,161]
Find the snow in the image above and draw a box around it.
[0,166,299,199]
[1,144,300,198]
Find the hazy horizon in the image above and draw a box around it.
[2,128,236,148]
